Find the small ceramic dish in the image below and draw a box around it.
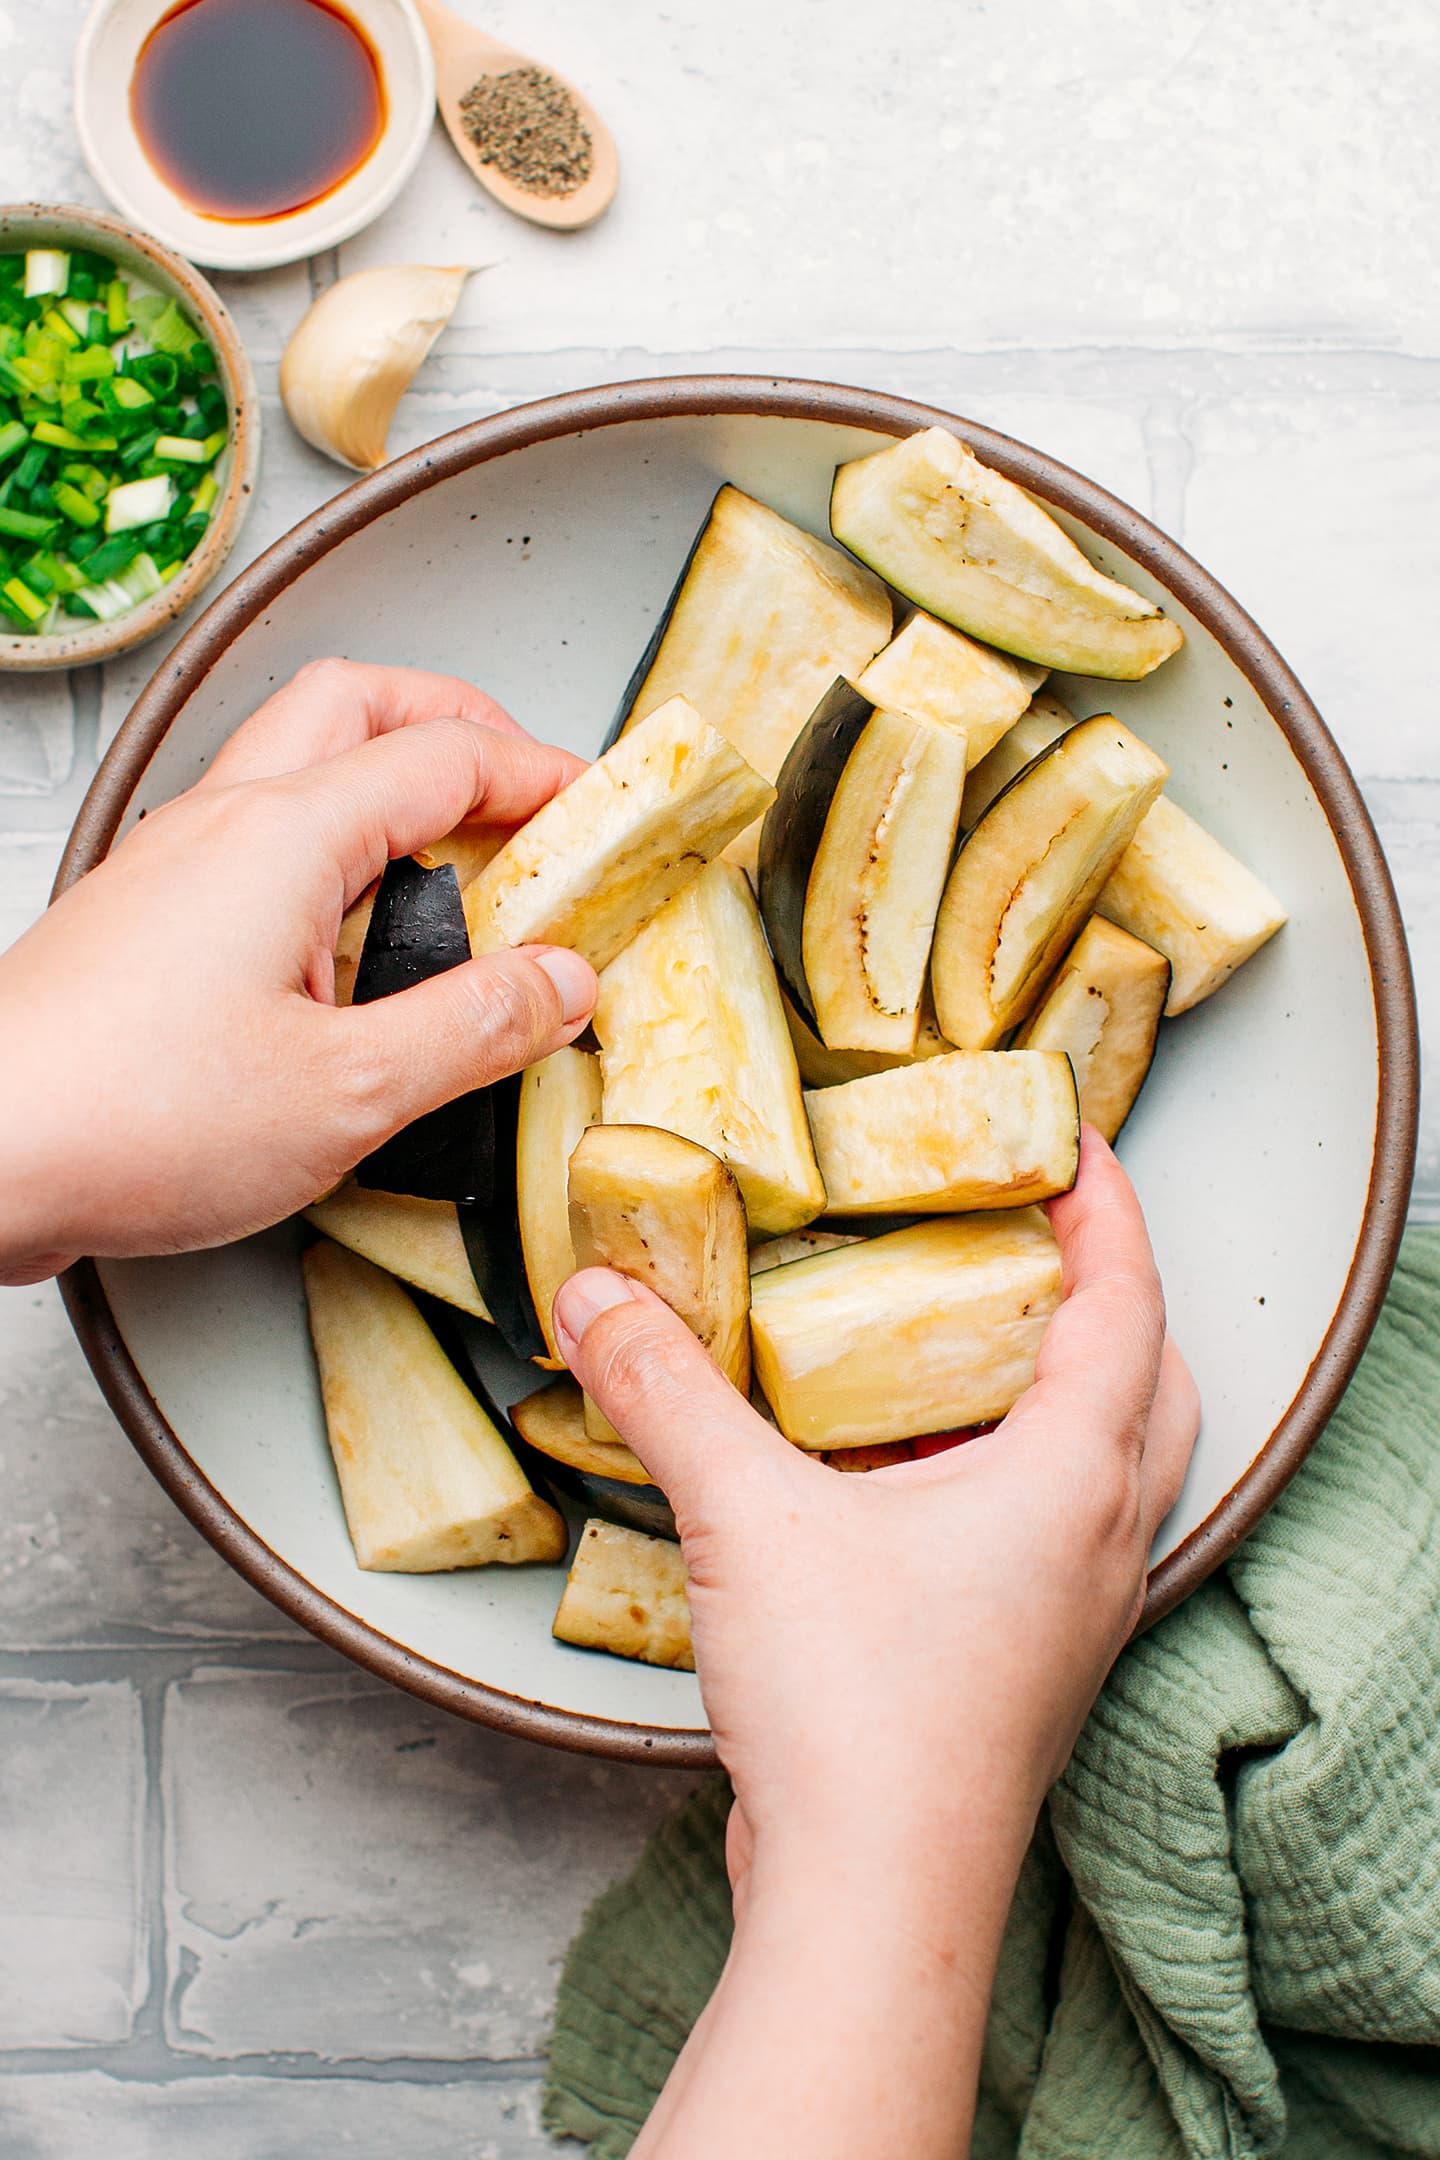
[55,379,1418,1764]
[75,0,435,273]
[0,202,259,675]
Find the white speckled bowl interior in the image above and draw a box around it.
[57,382,1417,1763]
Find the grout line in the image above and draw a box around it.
[0,2044,547,2086]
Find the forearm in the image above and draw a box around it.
[633,1821,1029,2160]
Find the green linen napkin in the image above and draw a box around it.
[544,1227,1440,2159]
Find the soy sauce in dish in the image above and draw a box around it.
[131,0,386,223]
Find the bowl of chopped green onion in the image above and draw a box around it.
[0,202,259,671]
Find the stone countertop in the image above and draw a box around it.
[1,1,1436,2150]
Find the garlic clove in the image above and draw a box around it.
[280,265,474,472]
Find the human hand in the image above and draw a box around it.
[553,1129,1198,2158]
[0,660,597,1285]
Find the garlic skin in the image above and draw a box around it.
[280,265,473,472]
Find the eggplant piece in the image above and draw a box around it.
[552,1519,694,1671]
[456,1075,546,1361]
[960,691,1076,829]
[414,823,503,889]
[613,484,892,877]
[568,1124,752,1445]
[511,1379,678,1541]
[351,857,495,1206]
[804,1049,1079,1214]
[517,1046,603,1369]
[333,883,377,1009]
[302,1241,565,1571]
[931,715,1168,1051]
[782,985,955,1088]
[464,694,773,972]
[831,429,1184,680]
[748,1227,864,1275]
[749,1211,1062,1450]
[1098,795,1288,1015]
[304,1185,491,1322]
[802,707,969,1055]
[853,611,1046,766]
[756,678,874,1030]
[595,862,827,1235]
[1013,916,1170,1142]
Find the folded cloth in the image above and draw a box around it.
[544,1228,1440,2160]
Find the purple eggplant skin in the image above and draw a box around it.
[511,1439,678,1543]
[756,678,874,1032]
[352,859,497,1208]
[457,1074,548,1363]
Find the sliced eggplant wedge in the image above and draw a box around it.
[960,691,1076,828]
[748,1227,864,1275]
[1098,795,1288,1015]
[782,985,955,1088]
[456,1075,546,1361]
[463,695,774,972]
[302,1241,565,1571]
[517,1046,603,1369]
[749,1210,1062,1450]
[756,678,873,1030]
[804,1049,1079,1214]
[803,707,969,1055]
[333,882,377,1009]
[568,1124,751,1444]
[1013,917,1170,1143]
[595,862,827,1235]
[831,429,1184,680]
[352,857,495,1205]
[614,484,892,875]
[931,714,1168,1050]
[304,1184,491,1322]
[511,1381,677,1542]
[552,1519,694,1671]
[853,611,1046,766]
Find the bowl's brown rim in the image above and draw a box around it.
[52,374,1420,1768]
[0,201,261,674]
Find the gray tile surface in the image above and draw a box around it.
[1,0,1437,2147]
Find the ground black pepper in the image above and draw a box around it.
[458,67,593,198]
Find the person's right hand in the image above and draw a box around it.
[552,1130,1199,2159]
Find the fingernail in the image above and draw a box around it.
[533,947,596,1026]
[553,1269,641,1358]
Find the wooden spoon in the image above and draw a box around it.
[414,0,618,232]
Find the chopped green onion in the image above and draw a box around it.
[51,482,102,529]
[1,572,52,625]
[42,307,82,350]
[148,300,198,358]
[57,298,91,341]
[116,552,164,604]
[0,504,61,542]
[189,340,216,376]
[154,434,210,466]
[27,549,84,597]
[161,559,184,585]
[73,531,144,583]
[14,443,49,492]
[120,428,161,469]
[32,420,116,453]
[105,473,173,533]
[130,352,178,398]
[0,420,26,464]
[72,578,133,623]
[63,346,116,384]
[189,469,221,519]
[69,270,98,303]
[106,280,131,337]
[102,375,154,415]
[23,251,70,300]
[61,462,110,502]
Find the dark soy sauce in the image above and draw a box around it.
[131,0,385,223]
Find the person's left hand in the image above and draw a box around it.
[0,659,597,1285]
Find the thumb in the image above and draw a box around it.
[551,1269,792,1518]
[338,944,595,1131]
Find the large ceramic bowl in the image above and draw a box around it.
[0,203,260,673]
[55,380,1418,1765]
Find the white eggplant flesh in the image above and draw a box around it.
[1014,917,1170,1142]
[782,985,956,1088]
[804,1050,1079,1214]
[568,1123,752,1444]
[595,862,826,1234]
[831,429,1183,679]
[960,691,1077,828]
[932,715,1168,1050]
[750,1211,1062,1450]
[748,1228,864,1275]
[1099,795,1288,1015]
[414,823,503,888]
[333,884,378,1009]
[803,708,969,1056]
[302,1242,564,1570]
[553,1520,694,1670]
[464,696,773,971]
[620,484,892,876]
[304,1185,490,1321]
[517,1046,603,1368]
[511,1378,652,1485]
[853,610,1046,766]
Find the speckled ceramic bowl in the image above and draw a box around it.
[0,203,260,675]
[55,380,1418,1763]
